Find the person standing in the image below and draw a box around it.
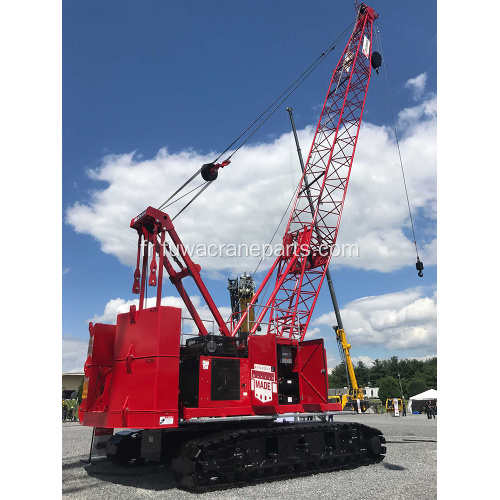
[62,400,68,422]
[402,402,406,417]
[425,401,431,419]
[426,400,435,419]
[429,400,436,419]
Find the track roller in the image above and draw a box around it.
[171,421,386,491]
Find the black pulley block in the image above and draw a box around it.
[371,51,382,73]
[416,259,424,277]
[201,163,218,181]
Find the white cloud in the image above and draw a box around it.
[405,72,427,100]
[62,336,88,373]
[314,287,437,352]
[303,326,321,340]
[326,354,339,374]
[62,267,70,275]
[407,354,437,362]
[62,295,234,372]
[89,295,232,337]
[351,355,375,367]
[65,97,436,276]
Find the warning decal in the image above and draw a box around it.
[160,416,174,425]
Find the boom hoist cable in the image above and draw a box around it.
[374,22,424,278]
[157,20,358,218]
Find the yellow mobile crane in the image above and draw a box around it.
[287,107,369,413]
[333,326,369,412]
[228,271,255,337]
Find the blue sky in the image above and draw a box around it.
[62,0,437,373]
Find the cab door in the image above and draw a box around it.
[298,339,328,405]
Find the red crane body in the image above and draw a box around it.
[79,4,386,489]
[82,207,338,428]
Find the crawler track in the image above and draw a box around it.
[171,421,386,491]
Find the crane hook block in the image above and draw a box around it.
[371,51,382,74]
[416,259,424,278]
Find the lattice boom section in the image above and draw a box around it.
[269,10,375,339]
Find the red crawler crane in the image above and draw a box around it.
[80,3,386,490]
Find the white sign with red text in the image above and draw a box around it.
[251,364,277,403]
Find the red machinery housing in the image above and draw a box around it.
[80,207,339,430]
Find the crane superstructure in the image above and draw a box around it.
[79,3,386,491]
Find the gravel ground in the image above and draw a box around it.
[62,413,437,499]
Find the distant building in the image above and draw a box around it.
[62,372,84,399]
[329,387,349,396]
[364,386,379,398]
[329,387,379,398]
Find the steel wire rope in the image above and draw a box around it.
[171,181,213,221]
[375,22,420,261]
[214,20,356,163]
[251,177,301,279]
[160,181,208,210]
[158,166,205,211]
[157,21,355,216]
[241,175,304,335]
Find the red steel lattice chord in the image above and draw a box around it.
[231,4,378,341]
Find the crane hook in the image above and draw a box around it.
[416,257,424,278]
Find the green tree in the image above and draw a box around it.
[387,356,400,378]
[377,376,401,404]
[329,363,350,388]
[422,361,437,389]
[408,378,428,398]
[370,359,386,381]
[400,378,410,399]
[353,361,369,387]
[76,379,84,404]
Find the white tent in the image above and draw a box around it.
[408,389,437,413]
